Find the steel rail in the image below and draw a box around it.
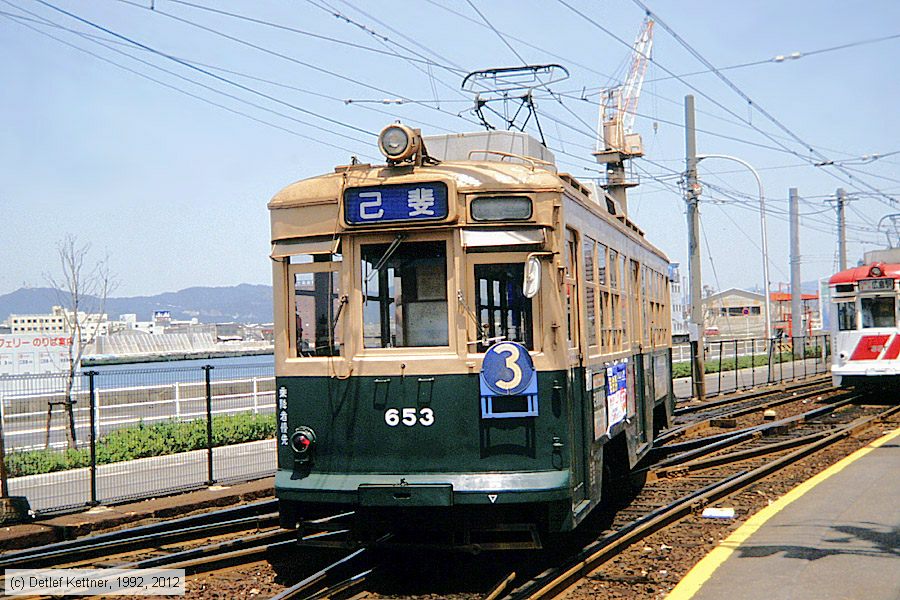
[655,386,853,447]
[121,528,294,569]
[503,403,899,599]
[0,500,278,568]
[672,376,830,416]
[649,394,861,467]
[650,396,877,478]
[268,547,370,600]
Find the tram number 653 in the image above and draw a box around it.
[384,408,435,427]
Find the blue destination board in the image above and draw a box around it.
[344,182,448,225]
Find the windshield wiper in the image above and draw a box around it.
[367,233,407,281]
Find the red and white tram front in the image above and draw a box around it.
[830,262,900,387]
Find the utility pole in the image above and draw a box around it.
[684,95,705,400]
[789,188,802,337]
[836,188,847,271]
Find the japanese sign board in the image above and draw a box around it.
[859,278,893,291]
[0,334,78,377]
[606,360,628,431]
[344,182,449,225]
[278,386,289,446]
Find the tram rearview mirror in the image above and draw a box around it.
[523,255,541,298]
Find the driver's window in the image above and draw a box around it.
[861,296,896,328]
[475,263,533,352]
[361,240,449,348]
[289,253,343,357]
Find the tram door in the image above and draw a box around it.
[564,228,588,507]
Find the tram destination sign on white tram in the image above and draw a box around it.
[859,279,893,291]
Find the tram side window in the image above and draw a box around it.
[583,236,598,348]
[475,264,533,352]
[361,241,448,348]
[292,254,343,357]
[861,296,895,328]
[836,301,857,331]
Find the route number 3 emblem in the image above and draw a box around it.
[481,341,535,396]
[384,407,435,427]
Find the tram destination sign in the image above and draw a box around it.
[859,278,894,291]
[344,182,448,225]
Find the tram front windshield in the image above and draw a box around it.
[861,296,896,328]
[361,240,449,348]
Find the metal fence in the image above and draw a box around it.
[0,337,832,514]
[0,362,274,514]
[673,334,831,399]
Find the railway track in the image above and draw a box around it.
[499,398,900,599]
[4,381,891,600]
[0,499,279,570]
[657,377,841,446]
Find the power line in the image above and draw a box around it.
[34,0,378,139]
[304,0,474,108]
[629,0,899,210]
[642,30,900,84]
[165,0,466,73]
[117,0,475,125]
[0,8,375,157]
[463,0,528,65]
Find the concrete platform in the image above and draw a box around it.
[668,427,900,600]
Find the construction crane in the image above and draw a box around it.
[593,18,654,216]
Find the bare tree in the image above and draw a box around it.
[45,235,117,449]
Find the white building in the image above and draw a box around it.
[668,263,689,338]
[9,306,109,340]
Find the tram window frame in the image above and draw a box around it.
[466,251,539,354]
[287,252,344,358]
[359,237,451,349]
[564,228,580,353]
[583,235,599,351]
[860,295,896,328]
[835,300,857,331]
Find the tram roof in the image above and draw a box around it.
[829,262,900,285]
[268,160,571,209]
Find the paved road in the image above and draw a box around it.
[8,439,275,513]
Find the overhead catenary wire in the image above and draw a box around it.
[554,0,899,212]
[34,0,380,140]
[0,4,379,158]
[629,0,899,210]
[115,0,480,127]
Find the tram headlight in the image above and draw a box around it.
[870,265,883,277]
[290,426,317,457]
[378,123,418,162]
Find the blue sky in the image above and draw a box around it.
[2,0,898,298]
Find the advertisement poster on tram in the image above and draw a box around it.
[606,360,628,431]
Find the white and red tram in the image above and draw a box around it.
[829,261,900,387]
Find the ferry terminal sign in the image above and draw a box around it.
[344,182,448,225]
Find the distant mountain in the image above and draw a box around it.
[0,284,274,325]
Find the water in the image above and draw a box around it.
[89,353,273,373]
[86,354,274,387]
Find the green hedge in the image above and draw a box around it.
[674,345,825,379]
[5,413,275,478]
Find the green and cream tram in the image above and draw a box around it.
[269,124,674,549]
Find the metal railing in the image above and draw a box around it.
[0,363,274,514]
[0,336,831,514]
[673,334,831,399]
